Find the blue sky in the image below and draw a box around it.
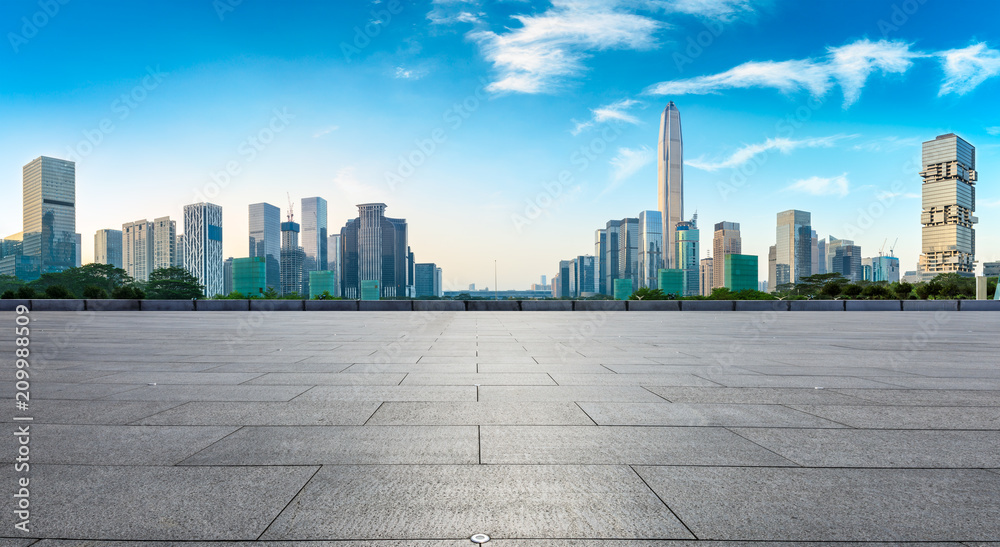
[2,0,999,289]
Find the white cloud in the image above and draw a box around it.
[469,1,663,94]
[602,145,654,195]
[938,43,1000,96]
[572,99,642,134]
[649,0,757,20]
[313,126,339,138]
[333,167,387,201]
[786,173,850,197]
[394,66,427,79]
[851,136,921,152]
[987,126,1000,136]
[647,39,921,107]
[686,134,853,171]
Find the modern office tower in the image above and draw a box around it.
[280,215,303,296]
[223,257,234,295]
[810,230,819,277]
[759,280,769,292]
[825,236,847,275]
[984,261,1000,277]
[676,219,699,296]
[831,241,863,282]
[152,217,176,270]
[725,254,759,291]
[339,203,408,299]
[175,234,185,267]
[775,210,811,288]
[637,211,663,289]
[614,217,640,291]
[613,278,633,300]
[233,256,267,297]
[554,260,571,298]
[21,156,78,276]
[657,101,683,269]
[816,236,827,275]
[700,257,714,296]
[309,270,337,298]
[603,221,620,293]
[767,245,777,293]
[122,220,155,281]
[327,233,342,297]
[415,263,438,297]
[712,221,741,290]
[573,255,597,297]
[0,234,36,280]
[435,267,443,297]
[94,229,123,268]
[249,203,281,291]
[658,269,684,296]
[183,202,224,297]
[862,255,901,283]
[595,229,607,295]
[407,246,415,298]
[919,133,977,279]
[75,233,81,267]
[300,197,328,297]
[541,275,547,286]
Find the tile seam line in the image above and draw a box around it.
[628,464,699,540]
[256,464,322,541]
[171,425,247,466]
[722,426,803,467]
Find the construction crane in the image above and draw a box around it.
[879,238,887,257]
[286,192,294,223]
[889,238,898,257]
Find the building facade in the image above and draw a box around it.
[724,254,758,292]
[249,203,281,291]
[919,133,977,278]
[699,257,713,296]
[676,220,699,297]
[983,261,1000,277]
[280,219,303,296]
[183,202,224,297]
[775,210,811,288]
[233,256,267,297]
[122,220,154,282]
[657,101,683,269]
[300,197,328,297]
[638,210,663,289]
[595,228,607,295]
[415,262,438,298]
[712,221,741,290]
[152,217,176,270]
[862,256,901,283]
[327,233,342,297]
[20,156,78,277]
[94,229,123,269]
[340,203,409,299]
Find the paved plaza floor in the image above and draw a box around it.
[2,310,999,545]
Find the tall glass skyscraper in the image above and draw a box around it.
[280,218,303,297]
[183,202,224,297]
[919,133,977,278]
[248,203,281,291]
[327,233,341,297]
[658,102,683,269]
[712,221,741,290]
[775,210,811,288]
[94,229,123,269]
[618,217,640,292]
[340,203,408,299]
[300,196,328,296]
[21,156,78,275]
[638,210,663,289]
[595,228,607,295]
[676,219,699,296]
[122,220,154,281]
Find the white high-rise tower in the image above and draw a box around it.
[658,102,683,269]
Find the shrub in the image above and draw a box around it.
[82,285,109,299]
[112,285,146,299]
[15,286,36,299]
[630,287,669,300]
[0,290,14,299]
[861,284,892,300]
[44,285,74,299]
[841,284,863,298]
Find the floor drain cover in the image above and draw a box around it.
[470,533,490,543]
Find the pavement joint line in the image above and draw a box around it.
[628,464,699,540]
[722,426,805,467]
[255,464,322,541]
[574,402,599,426]
[362,402,384,426]
[173,426,246,466]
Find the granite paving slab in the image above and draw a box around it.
[0,400,183,424]
[366,401,595,425]
[787,404,1000,429]
[693,374,904,389]
[101,384,312,401]
[833,389,1000,406]
[578,402,845,428]
[644,386,875,405]
[243,372,407,385]
[478,385,666,402]
[135,401,381,426]
[297,385,477,402]
[81,371,264,384]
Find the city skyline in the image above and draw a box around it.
[2,1,999,289]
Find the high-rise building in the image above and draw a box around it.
[699,257,714,296]
[435,267,443,297]
[658,269,684,296]
[831,241,863,282]
[327,233,342,297]
[223,257,234,295]
[94,229,123,269]
[248,203,281,291]
[340,203,408,299]
[603,220,620,294]
[725,254,759,292]
[712,221,741,290]
[21,156,78,276]
[122,220,154,281]
[657,101,683,269]
[554,260,571,298]
[595,229,607,295]
[280,215,303,297]
[617,217,640,291]
[676,219,699,296]
[152,217,176,270]
[775,210,811,288]
[233,256,267,297]
[983,261,1000,277]
[183,202,224,297]
[572,255,597,297]
[816,237,827,275]
[919,133,977,279]
[767,245,777,293]
[309,270,338,299]
[638,210,663,289]
[75,233,81,268]
[175,234,185,267]
[300,197,328,297]
[862,256,900,283]
[415,263,438,298]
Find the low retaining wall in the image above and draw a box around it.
[4,298,997,312]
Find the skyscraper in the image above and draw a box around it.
[415,263,438,298]
[300,197,328,297]
[594,229,607,295]
[21,156,78,276]
[183,202,223,297]
[658,101,683,269]
[699,256,714,296]
[618,217,640,292]
[327,233,342,297]
[340,203,409,299]
[603,220,621,295]
[152,217,176,270]
[775,210,812,288]
[767,245,777,293]
[573,255,597,297]
[712,221,741,290]
[122,220,154,281]
[676,219,699,296]
[248,203,281,291]
[827,236,862,281]
[174,234,185,267]
[638,210,663,289]
[280,214,303,297]
[94,229,123,269]
[918,133,977,279]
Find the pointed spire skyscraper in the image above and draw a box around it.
[657,101,683,269]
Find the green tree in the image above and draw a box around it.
[861,283,892,300]
[29,264,134,296]
[842,284,863,298]
[262,287,280,299]
[112,285,146,299]
[15,286,36,299]
[630,287,669,300]
[145,267,204,300]
[892,281,914,300]
[44,285,74,299]
[1,290,15,299]
[82,285,109,299]
[0,275,24,295]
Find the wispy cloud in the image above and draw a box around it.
[602,145,654,195]
[686,134,853,171]
[851,136,921,152]
[649,0,758,21]
[987,126,1000,136]
[313,126,339,138]
[333,166,387,201]
[786,173,850,197]
[646,39,920,107]
[978,198,1000,208]
[572,99,642,135]
[938,43,1000,96]
[469,1,664,94]
[394,66,428,79]
[427,0,482,26]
